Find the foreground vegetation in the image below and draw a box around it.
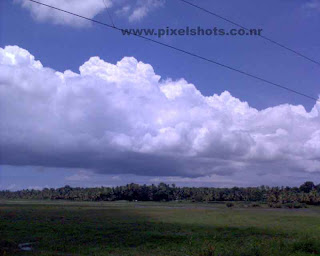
[1,200,320,256]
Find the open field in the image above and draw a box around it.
[1,200,320,256]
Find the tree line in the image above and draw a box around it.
[1,181,320,206]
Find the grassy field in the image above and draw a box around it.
[1,200,320,256]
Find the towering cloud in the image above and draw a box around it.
[0,45,319,179]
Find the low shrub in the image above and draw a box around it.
[226,202,234,208]
[284,202,307,209]
[268,202,308,209]
[268,203,282,208]
[293,202,307,208]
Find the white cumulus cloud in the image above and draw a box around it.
[16,0,165,26]
[0,45,320,181]
[305,0,320,10]
[16,0,111,27]
[114,0,165,22]
[128,0,165,22]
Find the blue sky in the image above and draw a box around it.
[1,0,320,190]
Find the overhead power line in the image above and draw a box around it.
[102,0,115,28]
[177,0,320,67]
[26,0,319,103]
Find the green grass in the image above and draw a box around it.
[1,200,320,256]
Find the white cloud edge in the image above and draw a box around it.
[16,0,165,27]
